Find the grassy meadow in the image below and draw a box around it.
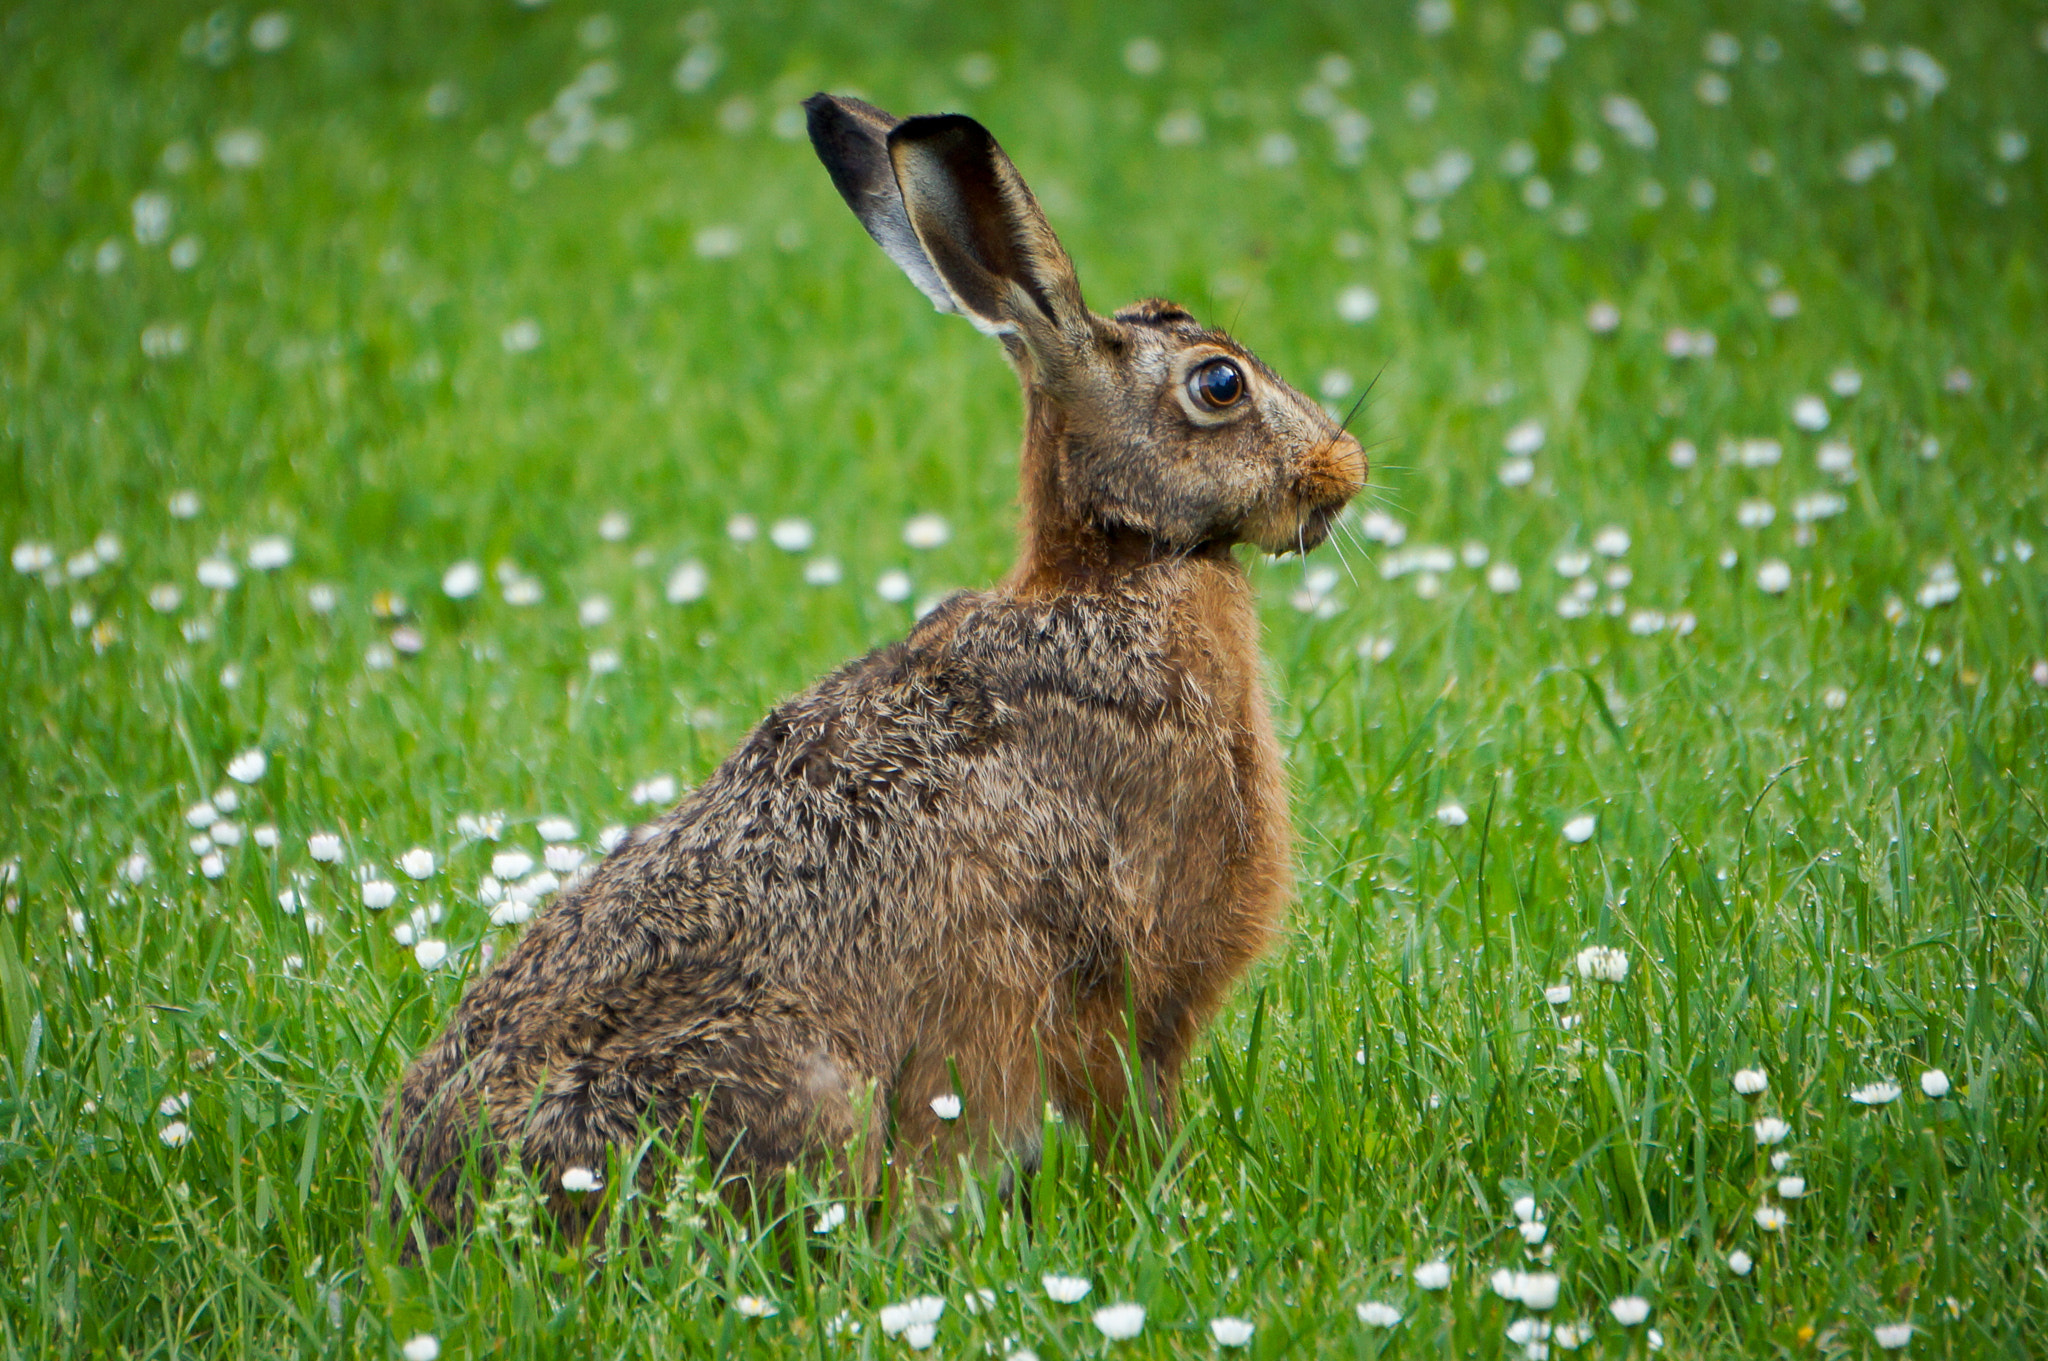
[5,0,2048,1355]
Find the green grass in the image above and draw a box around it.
[4,0,2047,1355]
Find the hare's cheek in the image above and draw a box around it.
[1237,495,1313,555]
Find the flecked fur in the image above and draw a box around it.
[383,94,1366,1242]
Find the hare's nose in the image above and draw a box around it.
[1311,432,1368,501]
[1334,432,1368,490]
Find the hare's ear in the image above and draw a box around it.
[805,93,967,322]
[885,114,1088,347]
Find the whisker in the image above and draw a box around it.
[1326,520,1360,587]
[1337,382,1373,439]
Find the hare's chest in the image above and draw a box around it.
[1148,576,1291,900]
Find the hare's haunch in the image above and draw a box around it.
[384,95,1366,1240]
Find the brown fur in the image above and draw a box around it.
[382,95,1366,1241]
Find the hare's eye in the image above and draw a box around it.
[1190,360,1245,410]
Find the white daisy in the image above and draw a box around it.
[1209,1316,1254,1346]
[1356,1301,1402,1327]
[1092,1303,1145,1340]
[1609,1296,1650,1326]
[902,514,951,549]
[442,561,483,599]
[247,535,293,570]
[1042,1275,1092,1303]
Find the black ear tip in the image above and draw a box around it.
[806,92,901,133]
[889,112,993,152]
[802,92,832,119]
[803,93,842,147]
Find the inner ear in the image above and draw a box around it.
[887,115,1084,339]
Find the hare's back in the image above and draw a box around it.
[444,583,1195,1054]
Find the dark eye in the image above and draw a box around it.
[1190,359,1245,409]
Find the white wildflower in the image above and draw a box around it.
[442,561,483,599]
[879,1297,945,1336]
[1336,285,1380,323]
[214,128,266,168]
[247,535,292,570]
[902,514,950,549]
[1092,1303,1145,1340]
[665,561,708,604]
[1210,1316,1255,1346]
[1042,1275,1092,1303]
[1356,1301,1402,1327]
[1576,946,1628,981]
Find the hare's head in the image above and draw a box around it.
[807,95,1366,558]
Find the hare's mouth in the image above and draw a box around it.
[1271,439,1367,555]
[1298,503,1341,552]
[1242,497,1348,556]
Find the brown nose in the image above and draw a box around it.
[1305,431,1369,505]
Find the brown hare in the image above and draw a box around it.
[383,93,1366,1241]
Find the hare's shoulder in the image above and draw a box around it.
[900,583,1183,715]
[691,585,1177,793]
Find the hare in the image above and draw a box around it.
[383,93,1366,1241]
